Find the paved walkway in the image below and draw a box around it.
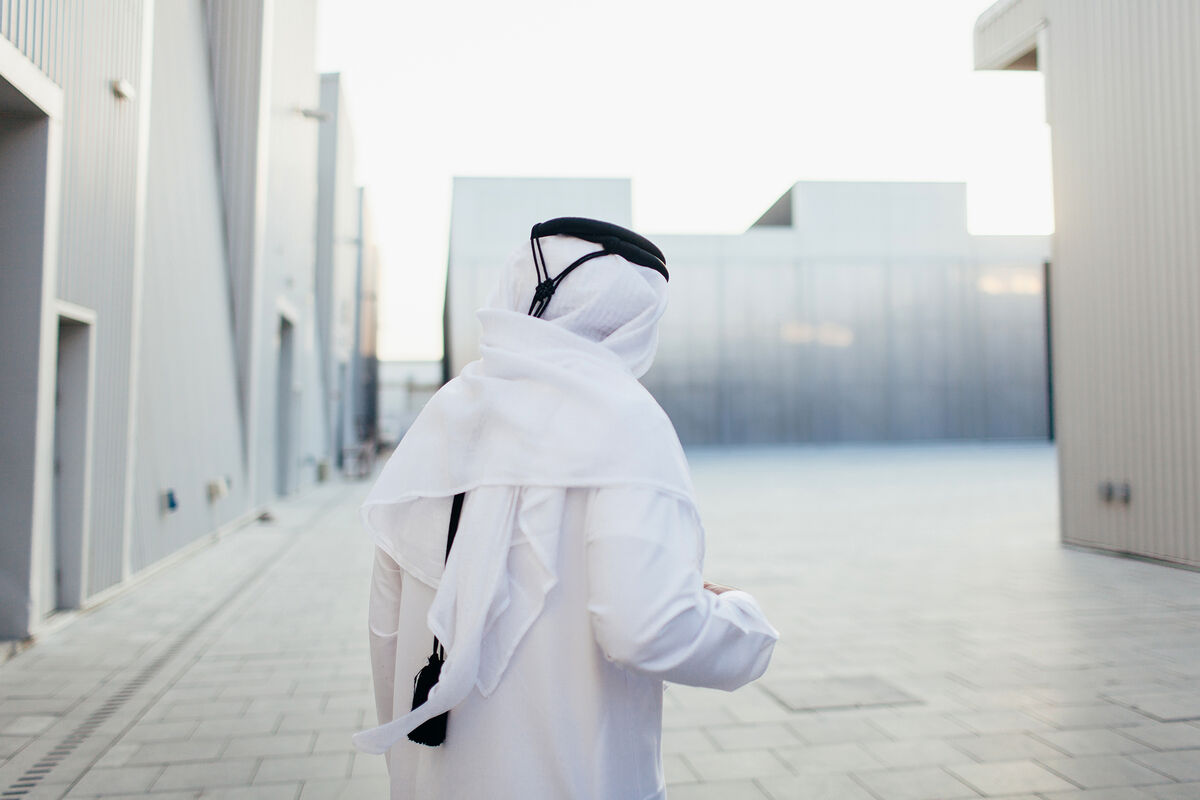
[3,443,1200,799]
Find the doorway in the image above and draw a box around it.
[275,316,296,496]
[48,311,94,614]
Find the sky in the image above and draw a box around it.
[316,0,1053,362]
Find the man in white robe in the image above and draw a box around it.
[355,223,778,799]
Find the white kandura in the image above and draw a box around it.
[354,232,778,799]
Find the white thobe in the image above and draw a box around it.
[367,486,778,800]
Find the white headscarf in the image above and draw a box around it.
[352,233,696,754]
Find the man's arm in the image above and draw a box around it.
[368,546,405,729]
[585,487,778,691]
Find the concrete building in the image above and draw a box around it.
[316,75,380,470]
[444,177,1050,445]
[378,360,444,446]
[0,1,378,639]
[976,0,1200,568]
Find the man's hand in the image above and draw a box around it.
[704,581,737,595]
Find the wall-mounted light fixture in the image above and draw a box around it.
[111,79,136,101]
[1098,480,1132,505]
[206,476,231,502]
[297,106,331,122]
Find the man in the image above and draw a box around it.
[354,219,778,798]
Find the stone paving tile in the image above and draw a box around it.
[668,779,772,800]
[199,787,299,800]
[949,732,1069,762]
[152,759,259,792]
[946,759,1078,795]
[1106,692,1200,722]
[949,709,1055,735]
[1144,783,1200,799]
[682,749,792,782]
[8,446,1200,797]
[663,728,717,755]
[126,740,226,766]
[253,753,351,784]
[705,722,799,751]
[773,742,884,774]
[756,772,878,800]
[663,753,697,784]
[1041,788,1158,800]
[69,765,164,795]
[222,733,314,758]
[1038,755,1176,789]
[861,738,977,768]
[296,776,388,798]
[1030,704,1154,729]
[785,717,890,746]
[1034,727,1157,756]
[851,766,980,800]
[869,713,975,740]
[1128,749,1200,781]
[1118,722,1200,750]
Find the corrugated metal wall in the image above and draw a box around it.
[1041,0,1200,566]
[53,0,148,594]
[974,0,1044,70]
[446,179,1051,446]
[131,0,248,572]
[204,0,266,467]
[254,0,324,503]
[0,0,69,84]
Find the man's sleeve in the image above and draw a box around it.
[368,545,405,728]
[585,487,778,691]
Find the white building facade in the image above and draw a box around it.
[976,0,1200,568]
[444,177,1050,445]
[0,1,377,639]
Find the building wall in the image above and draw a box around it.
[0,0,70,84]
[645,183,1049,444]
[977,0,1200,567]
[253,0,323,501]
[445,178,1050,446]
[1045,1,1200,565]
[316,72,360,464]
[53,0,149,595]
[0,0,359,636]
[131,0,248,572]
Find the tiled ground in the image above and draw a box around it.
[3,443,1200,799]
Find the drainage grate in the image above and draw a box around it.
[0,499,336,798]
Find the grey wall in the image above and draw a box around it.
[1,0,362,636]
[977,0,1200,567]
[0,111,54,635]
[316,72,362,466]
[445,179,1051,446]
[131,0,248,572]
[0,0,70,84]
[54,0,149,595]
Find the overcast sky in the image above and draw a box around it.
[316,0,1052,361]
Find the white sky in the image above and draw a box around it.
[316,0,1053,361]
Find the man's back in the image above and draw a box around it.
[369,487,775,799]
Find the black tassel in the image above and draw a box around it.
[408,652,448,746]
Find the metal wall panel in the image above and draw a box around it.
[204,0,266,471]
[446,179,1051,445]
[316,73,361,465]
[252,0,324,503]
[53,0,147,594]
[0,0,69,84]
[130,0,247,572]
[1036,0,1200,566]
[974,0,1045,70]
